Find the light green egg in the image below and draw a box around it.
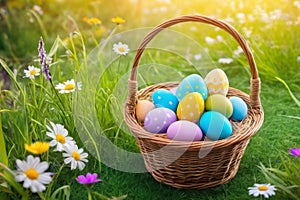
[205,94,233,118]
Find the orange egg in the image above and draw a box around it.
[136,100,155,123]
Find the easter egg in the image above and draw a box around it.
[167,120,203,141]
[177,92,205,123]
[169,87,178,95]
[144,108,177,133]
[136,100,155,123]
[205,94,233,118]
[229,96,248,122]
[204,68,229,96]
[176,74,208,101]
[152,89,179,112]
[199,111,232,140]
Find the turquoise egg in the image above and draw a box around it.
[152,89,179,112]
[229,96,248,122]
[199,111,232,140]
[176,74,208,101]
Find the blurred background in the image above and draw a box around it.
[0,0,299,69]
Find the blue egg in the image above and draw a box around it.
[199,111,232,140]
[152,89,179,112]
[229,96,248,122]
[176,74,208,101]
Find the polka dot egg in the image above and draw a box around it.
[144,108,177,133]
[176,74,208,101]
[176,92,205,123]
[152,89,179,112]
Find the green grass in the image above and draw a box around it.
[58,77,300,200]
[1,0,300,199]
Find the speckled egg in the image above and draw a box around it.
[152,89,179,112]
[167,120,203,141]
[199,111,232,140]
[229,96,248,122]
[176,74,208,101]
[136,100,155,123]
[204,68,229,96]
[144,108,177,133]
[177,92,205,123]
[205,94,233,118]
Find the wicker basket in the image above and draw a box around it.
[124,15,264,189]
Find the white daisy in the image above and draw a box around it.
[216,35,223,42]
[55,79,82,94]
[14,155,53,193]
[32,5,43,15]
[24,65,40,79]
[194,54,202,61]
[218,57,233,64]
[63,144,88,171]
[113,42,130,55]
[233,46,244,58]
[205,36,215,44]
[248,183,277,198]
[46,122,75,152]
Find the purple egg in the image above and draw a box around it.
[167,120,203,141]
[144,108,177,133]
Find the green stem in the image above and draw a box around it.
[116,57,121,82]
[88,188,93,200]
[49,80,71,124]
[100,26,117,52]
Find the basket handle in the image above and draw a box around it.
[127,15,261,112]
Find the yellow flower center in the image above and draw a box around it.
[72,152,81,161]
[56,134,66,144]
[25,142,50,155]
[258,185,268,191]
[111,17,125,24]
[30,70,36,75]
[118,47,125,52]
[25,168,39,180]
[64,83,75,91]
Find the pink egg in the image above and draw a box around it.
[167,120,203,141]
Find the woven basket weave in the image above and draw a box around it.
[124,15,264,189]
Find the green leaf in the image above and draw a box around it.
[48,36,62,58]
[108,195,128,200]
[0,162,28,199]
[92,192,109,200]
[0,114,8,166]
[50,185,71,200]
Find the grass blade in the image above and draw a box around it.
[0,114,8,166]
[275,77,300,107]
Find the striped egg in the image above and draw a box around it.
[204,68,229,96]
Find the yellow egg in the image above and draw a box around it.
[204,68,229,96]
[205,94,233,118]
[136,100,155,123]
[177,92,205,123]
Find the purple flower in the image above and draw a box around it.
[38,36,52,80]
[290,147,300,156]
[77,173,102,185]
